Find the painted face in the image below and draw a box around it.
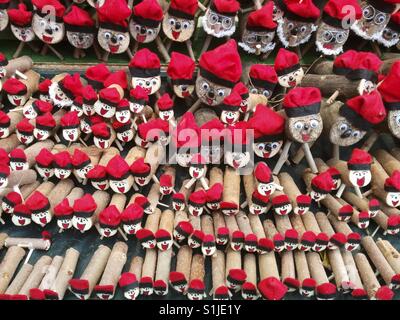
[242,290,259,300]
[313,242,327,252]
[158,135,170,147]
[87,0,105,7]
[0,9,8,31]
[66,31,94,49]
[310,191,327,202]
[278,68,304,88]
[253,141,283,159]
[94,137,110,149]
[249,204,267,215]
[386,192,400,207]
[163,13,195,42]
[82,103,95,116]
[249,86,273,99]
[188,205,203,217]
[349,170,371,188]
[278,17,317,47]
[117,130,134,143]
[7,94,28,107]
[388,110,400,139]
[55,168,72,180]
[345,241,360,252]
[72,216,92,232]
[62,128,79,142]
[94,101,115,118]
[378,25,400,47]
[76,164,93,179]
[23,103,37,119]
[123,222,141,235]
[129,20,160,43]
[131,76,161,96]
[176,153,192,167]
[358,79,376,95]
[189,166,205,179]
[171,282,187,293]
[98,28,130,54]
[11,25,35,42]
[173,201,185,211]
[134,175,150,187]
[188,237,201,249]
[387,225,400,235]
[173,84,195,98]
[173,230,185,242]
[96,291,114,300]
[0,127,9,138]
[144,206,154,215]
[91,179,109,190]
[225,151,251,169]
[274,204,292,216]
[257,182,276,197]
[226,279,241,291]
[196,75,231,106]
[187,291,205,301]
[157,239,172,251]
[202,244,216,256]
[294,205,310,215]
[123,288,139,300]
[231,240,243,251]
[33,128,50,141]
[71,104,83,118]
[130,102,144,114]
[330,117,366,146]
[220,110,240,125]
[298,242,313,252]
[49,82,73,108]
[216,236,228,246]
[10,161,28,171]
[101,227,117,238]
[352,2,391,40]
[17,132,34,145]
[287,115,323,144]
[80,121,91,134]
[160,185,173,195]
[239,29,276,54]
[32,211,51,226]
[12,214,31,226]
[159,110,174,121]
[115,110,130,123]
[300,288,314,298]
[358,218,370,229]
[36,165,54,179]
[201,145,222,164]
[57,218,72,230]
[110,179,130,194]
[202,8,236,37]
[71,292,90,300]
[141,239,156,249]
[32,14,64,44]
[1,202,13,214]
[316,23,349,56]
[39,94,52,103]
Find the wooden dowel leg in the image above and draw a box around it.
[92,42,102,60]
[40,44,49,55]
[187,99,202,113]
[200,35,212,56]
[302,143,318,173]
[155,37,170,63]
[186,40,196,60]
[13,42,25,59]
[361,131,379,152]
[27,42,40,53]
[273,141,292,175]
[47,45,64,60]
[333,144,340,160]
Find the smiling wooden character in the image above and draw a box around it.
[49,73,83,108]
[248,64,278,100]
[378,11,400,47]
[8,4,35,43]
[167,52,195,99]
[97,0,131,55]
[0,0,9,31]
[196,40,242,107]
[163,0,198,42]
[130,0,163,44]
[202,0,240,38]
[274,48,304,88]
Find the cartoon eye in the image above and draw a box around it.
[294,121,304,130]
[202,82,210,90]
[393,32,398,39]
[262,90,270,97]
[147,29,154,36]
[117,34,125,41]
[217,89,225,97]
[271,142,279,149]
[273,6,277,14]
[322,31,333,42]
[395,114,400,125]
[104,32,112,39]
[246,33,257,43]
[250,88,258,94]
[135,25,141,32]
[363,6,374,19]
[300,25,307,33]
[336,32,347,43]
[257,144,264,150]
[375,13,386,25]
[182,21,190,29]
[339,123,348,132]
[54,25,60,32]
[352,130,361,138]
[168,18,176,26]
[72,34,78,40]
[40,20,46,27]
[209,13,219,24]
[310,119,319,128]
[222,17,232,29]
[287,22,294,30]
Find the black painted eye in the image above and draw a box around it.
[168,18,175,26]
[339,123,348,132]
[250,88,258,94]
[104,32,111,39]
[217,89,225,97]
[336,32,347,43]
[202,82,209,90]
[147,29,154,36]
[182,21,190,29]
[375,13,386,25]
[262,90,270,97]
[117,34,124,41]
[300,25,307,33]
[135,25,140,32]
[363,6,374,19]
[352,130,361,138]
[54,25,60,32]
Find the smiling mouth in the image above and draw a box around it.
[288,80,297,87]
[109,44,119,53]
[357,177,365,186]
[136,34,146,43]
[13,98,21,106]
[100,108,108,116]
[233,160,241,168]
[172,30,181,40]
[302,133,310,142]
[42,35,53,42]
[392,200,399,207]
[323,43,334,49]
[117,186,125,193]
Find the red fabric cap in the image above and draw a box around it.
[63,5,94,27]
[348,148,372,166]
[353,52,382,74]
[284,0,320,20]
[167,52,195,81]
[296,194,312,206]
[13,204,30,217]
[92,122,110,139]
[103,70,128,90]
[258,238,274,251]
[206,183,223,202]
[7,3,32,27]
[274,48,300,74]
[157,93,174,111]
[4,191,22,206]
[38,79,52,94]
[72,149,90,167]
[250,65,278,84]
[345,91,386,125]
[285,229,298,240]
[106,155,129,179]
[199,40,242,86]
[339,204,353,217]
[60,73,83,98]
[119,272,137,287]
[35,148,53,167]
[247,2,277,29]
[73,194,97,213]
[130,158,150,175]
[248,104,285,140]
[172,112,200,149]
[272,194,290,206]
[189,279,205,291]
[83,85,97,104]
[228,269,247,282]
[232,230,244,241]
[323,0,362,20]
[283,87,321,111]
[121,203,143,222]
[54,199,73,217]
[301,231,316,243]
[160,174,173,187]
[29,288,45,300]
[134,195,150,208]
[136,228,154,240]
[87,165,107,179]
[3,78,27,95]
[222,91,242,109]
[97,0,131,28]
[61,111,80,128]
[316,282,336,296]
[233,82,249,98]
[333,50,358,72]
[116,99,130,111]
[32,0,65,18]
[99,205,121,227]
[254,162,272,183]
[189,189,206,205]
[369,198,380,209]
[200,118,225,143]
[9,148,26,161]
[130,86,149,102]
[170,0,198,17]
[375,286,394,300]
[53,151,71,168]
[330,232,347,245]
[137,118,169,141]
[33,100,53,114]
[387,215,400,227]
[25,191,48,211]
[99,87,122,105]
[258,277,288,300]
[302,278,316,289]
[391,11,400,25]
[213,0,240,14]
[378,61,400,105]
[133,0,163,22]
[327,167,341,178]
[36,112,55,129]
[85,64,111,85]
[311,171,335,193]
[129,48,161,70]
[17,118,34,133]
[176,221,193,235]
[347,232,361,241]
[385,170,400,191]
[156,229,171,240]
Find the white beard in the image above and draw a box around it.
[376,36,399,48]
[238,41,275,54]
[201,16,236,38]
[315,40,343,56]
[351,23,383,40]
[277,21,316,47]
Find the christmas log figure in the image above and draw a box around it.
[0,246,25,294]
[236,211,257,253]
[341,250,366,299]
[279,172,312,216]
[221,166,240,216]
[155,209,174,252]
[225,246,246,292]
[88,147,119,190]
[54,187,84,232]
[136,208,161,249]
[376,239,400,280]
[169,245,192,294]
[201,214,216,257]
[187,253,206,300]
[315,211,347,251]
[293,250,314,298]
[31,255,64,299]
[241,253,259,300]
[2,263,33,299]
[371,158,400,208]
[211,250,228,300]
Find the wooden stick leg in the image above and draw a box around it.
[92,43,102,60]
[27,42,40,53]
[273,141,292,175]
[186,40,196,60]
[333,144,340,160]
[302,143,318,173]
[361,131,379,152]
[327,90,339,104]
[40,44,49,55]
[336,184,346,198]
[187,99,202,113]
[200,35,212,56]
[126,48,133,59]
[24,249,34,265]
[131,42,139,55]
[47,45,64,60]
[13,42,25,59]
[354,186,363,198]
[102,51,110,62]
[73,47,80,59]
[165,39,172,52]
[155,37,170,63]
[185,178,196,190]
[371,42,382,58]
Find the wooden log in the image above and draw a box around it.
[4,56,33,80]
[211,250,226,298]
[48,179,74,212]
[5,237,50,250]
[139,208,161,249]
[6,169,37,188]
[376,239,400,275]
[225,247,245,291]
[341,250,364,292]
[212,211,227,245]
[279,172,308,215]
[147,183,161,214]
[315,211,335,237]
[248,214,266,239]
[4,263,33,295]
[306,252,329,284]
[371,160,391,206]
[170,245,192,293]
[0,233,8,249]
[188,253,205,300]
[294,250,311,286]
[321,194,353,222]
[0,246,25,293]
[5,111,24,138]
[301,211,322,234]
[19,255,52,297]
[221,166,240,215]
[154,248,173,296]
[258,250,279,280]
[241,253,259,300]
[354,253,381,299]
[24,141,54,167]
[140,248,157,296]
[129,256,143,280]
[0,135,21,152]
[375,150,400,176]
[328,249,351,292]
[38,255,64,291]
[236,211,256,252]
[156,209,174,251]
[281,251,297,292]
[309,60,333,75]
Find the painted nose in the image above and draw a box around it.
[207,91,215,99]
[111,35,118,44]
[303,124,309,131]
[290,27,299,36]
[264,145,272,152]
[45,27,53,35]
[175,22,181,30]
[140,26,147,34]
[340,129,352,138]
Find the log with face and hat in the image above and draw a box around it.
[274,48,304,89]
[377,11,400,47]
[167,52,196,100]
[0,0,9,31]
[49,73,83,109]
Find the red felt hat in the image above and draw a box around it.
[63,5,95,32]
[32,100,53,115]
[130,86,149,103]
[0,111,10,129]
[273,233,284,247]
[254,162,273,183]
[156,229,172,242]
[13,203,31,218]
[333,50,358,75]
[9,148,26,162]
[136,228,154,242]
[327,167,341,179]
[159,174,173,188]
[53,151,72,169]
[246,2,277,30]
[199,39,242,88]
[232,230,244,241]
[82,85,97,105]
[190,229,205,243]
[99,205,121,228]
[106,155,130,180]
[3,191,22,208]
[351,288,368,300]
[132,0,163,27]
[73,194,97,217]
[188,279,205,293]
[103,70,128,90]
[249,64,278,91]
[375,286,394,300]
[129,48,161,78]
[283,87,322,118]
[212,0,240,15]
[54,198,73,218]
[157,93,174,111]
[296,194,312,206]
[248,104,285,142]
[87,165,107,181]
[169,0,198,19]
[258,237,275,252]
[274,48,300,76]
[347,148,372,170]
[387,215,400,228]
[323,0,362,28]
[258,277,287,300]
[35,112,55,131]
[121,203,143,224]
[188,189,206,206]
[272,194,291,208]
[25,191,49,212]
[347,52,382,82]
[116,99,130,112]
[119,272,138,289]
[8,3,32,27]
[311,171,334,194]
[369,198,380,211]
[59,73,83,99]
[137,118,169,142]
[99,87,122,107]
[38,79,52,94]
[85,64,111,90]
[340,91,386,130]
[3,78,27,95]
[283,0,320,22]
[32,0,65,19]
[17,118,34,134]
[206,183,223,203]
[74,95,84,107]
[330,232,347,247]
[378,61,400,109]
[92,122,111,139]
[388,11,400,32]
[316,283,337,299]
[0,0,8,9]
[233,82,249,100]
[385,170,400,192]
[71,149,90,169]
[301,278,316,291]
[167,52,195,82]
[134,195,150,209]
[175,221,193,237]
[220,91,242,112]
[172,112,200,149]
[35,148,53,167]
[130,158,150,177]
[300,231,316,245]
[316,232,329,245]
[245,233,258,245]
[60,111,80,129]
[200,118,225,144]
[227,269,247,285]
[97,0,131,30]
[112,119,132,134]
